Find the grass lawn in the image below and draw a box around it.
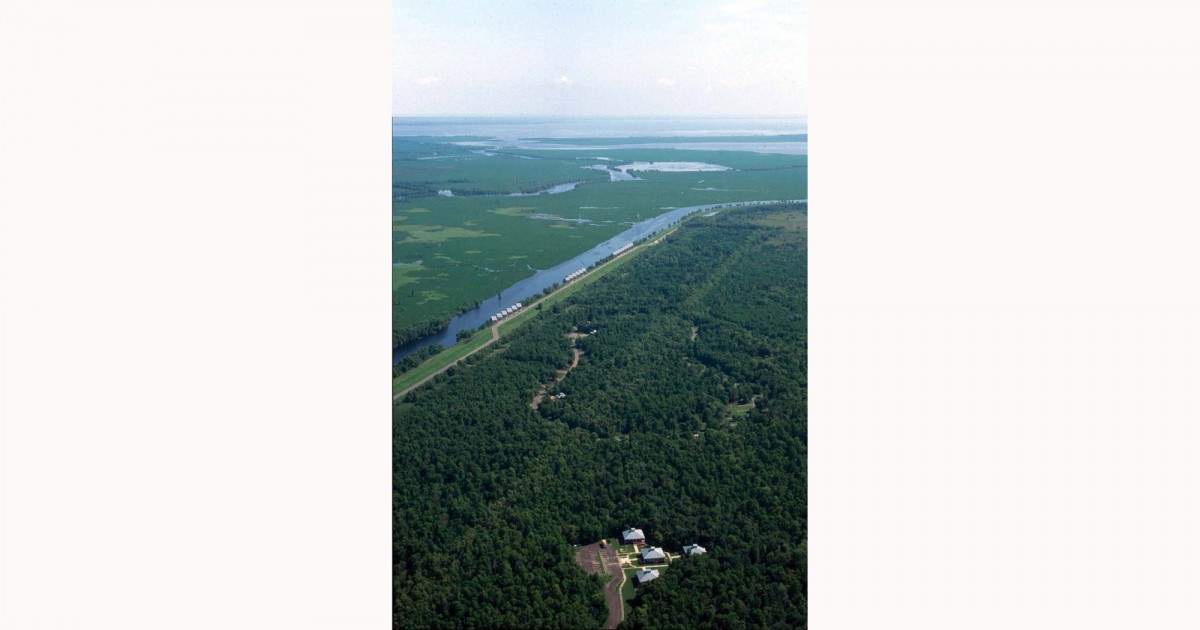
[621,564,669,616]
[730,401,755,417]
[621,568,638,613]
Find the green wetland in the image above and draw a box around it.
[392,137,807,348]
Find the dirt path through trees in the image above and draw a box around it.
[531,347,583,409]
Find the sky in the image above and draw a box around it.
[393,0,806,117]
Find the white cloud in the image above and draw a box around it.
[704,22,737,34]
[717,0,771,18]
[393,1,805,116]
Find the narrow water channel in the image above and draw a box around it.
[394,199,805,363]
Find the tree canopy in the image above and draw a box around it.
[394,203,807,629]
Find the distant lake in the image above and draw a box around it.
[393,116,808,155]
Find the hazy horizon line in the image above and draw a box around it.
[392,114,808,119]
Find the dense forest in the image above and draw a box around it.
[394,204,807,629]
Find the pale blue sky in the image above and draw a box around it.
[393,0,806,117]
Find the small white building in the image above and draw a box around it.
[635,569,660,585]
[640,547,666,564]
[622,528,645,544]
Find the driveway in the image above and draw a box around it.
[574,543,625,629]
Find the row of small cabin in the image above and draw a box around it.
[612,242,634,257]
[490,302,523,323]
[563,267,586,283]
[622,527,707,585]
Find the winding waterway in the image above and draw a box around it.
[394,198,806,363]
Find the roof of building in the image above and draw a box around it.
[636,569,660,583]
[641,546,666,561]
[683,544,707,556]
[623,528,645,541]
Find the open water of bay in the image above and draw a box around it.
[393,116,808,155]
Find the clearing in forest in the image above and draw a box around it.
[531,339,585,409]
[573,542,625,629]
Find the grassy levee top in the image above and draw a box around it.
[393,137,807,338]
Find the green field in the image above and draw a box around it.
[393,138,806,336]
[729,401,756,417]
